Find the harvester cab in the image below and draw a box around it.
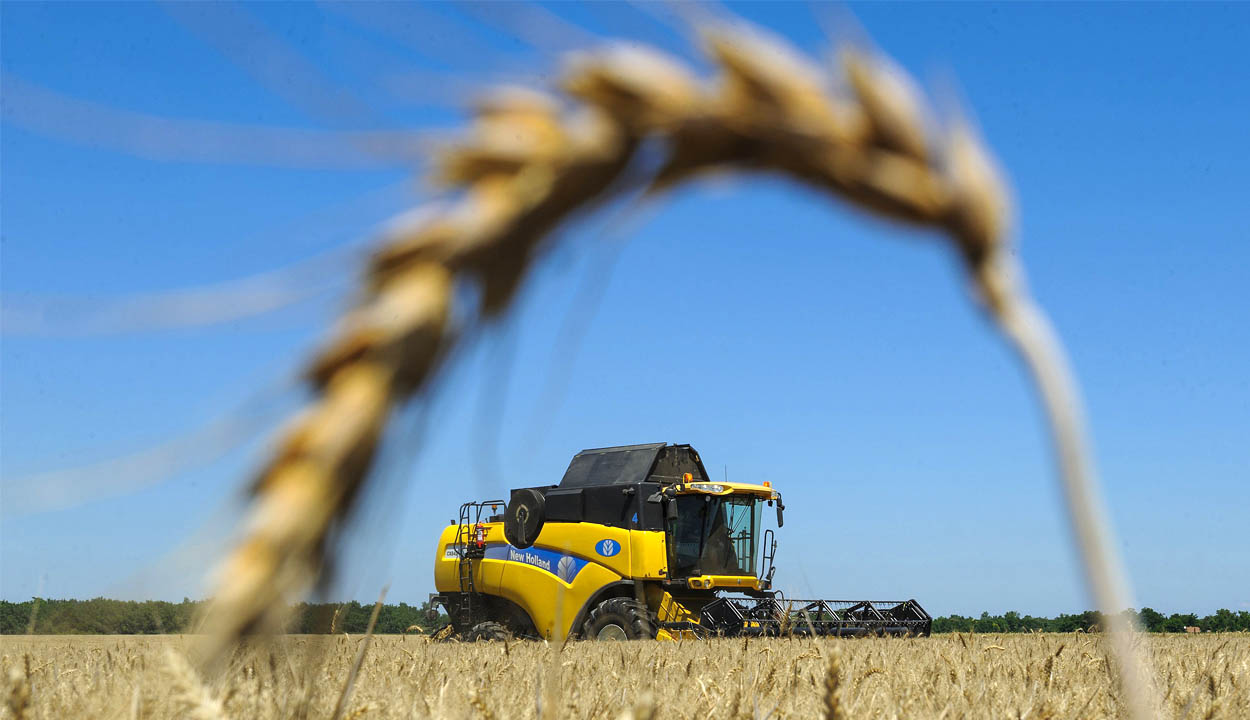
[431,443,930,641]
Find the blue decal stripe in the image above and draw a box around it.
[481,543,589,583]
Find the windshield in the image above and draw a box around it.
[667,494,762,577]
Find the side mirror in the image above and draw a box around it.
[776,501,785,528]
[665,497,679,522]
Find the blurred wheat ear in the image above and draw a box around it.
[197,17,1155,719]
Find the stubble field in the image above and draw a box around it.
[2,633,1247,719]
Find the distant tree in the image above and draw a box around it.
[0,601,35,634]
[1139,607,1166,632]
[924,607,1236,634]
[1163,613,1199,633]
[1200,608,1237,632]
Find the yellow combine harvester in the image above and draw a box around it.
[432,443,930,641]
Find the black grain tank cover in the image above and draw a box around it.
[510,444,710,531]
[558,443,709,488]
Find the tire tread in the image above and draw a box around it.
[581,597,654,640]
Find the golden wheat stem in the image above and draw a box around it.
[329,586,388,720]
[989,276,1155,720]
[164,649,228,720]
[5,667,31,720]
[823,650,845,720]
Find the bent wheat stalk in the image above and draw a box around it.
[199,20,1153,719]
[164,649,228,720]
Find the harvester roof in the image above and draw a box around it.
[504,442,773,536]
[558,443,709,488]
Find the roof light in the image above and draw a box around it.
[682,472,693,482]
[763,481,771,488]
[688,483,726,493]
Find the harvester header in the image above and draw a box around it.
[432,443,931,641]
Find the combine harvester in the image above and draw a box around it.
[432,443,931,640]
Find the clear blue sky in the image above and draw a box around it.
[2,3,1247,618]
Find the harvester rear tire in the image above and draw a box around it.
[465,622,512,642]
[581,598,654,641]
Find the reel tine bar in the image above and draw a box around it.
[679,597,932,638]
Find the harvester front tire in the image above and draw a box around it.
[465,622,512,642]
[581,598,654,641]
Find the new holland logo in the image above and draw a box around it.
[595,539,620,557]
[556,556,577,582]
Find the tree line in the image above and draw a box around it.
[931,608,1250,634]
[0,598,449,635]
[3,598,1247,635]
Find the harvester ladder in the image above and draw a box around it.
[452,499,503,629]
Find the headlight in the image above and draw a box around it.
[688,483,726,493]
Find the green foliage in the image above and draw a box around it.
[286,600,450,634]
[0,598,449,635]
[931,607,1250,633]
[3,598,1245,635]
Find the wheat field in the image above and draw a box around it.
[5,8,1236,720]
[2,634,1246,719]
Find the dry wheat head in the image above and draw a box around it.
[197,18,1152,720]
[200,22,1007,660]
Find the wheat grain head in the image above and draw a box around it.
[197,17,1152,720]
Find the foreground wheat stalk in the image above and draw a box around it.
[199,20,1153,718]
